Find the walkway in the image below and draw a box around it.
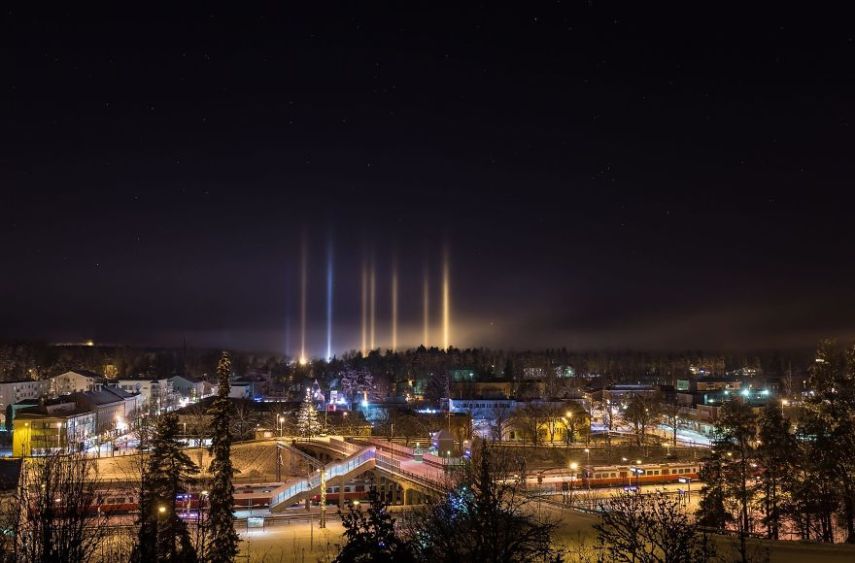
[268,437,453,511]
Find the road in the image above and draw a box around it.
[239,520,344,563]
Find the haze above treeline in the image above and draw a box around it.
[0,340,827,384]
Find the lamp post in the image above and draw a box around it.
[584,448,590,465]
[319,466,327,529]
[279,415,285,438]
[781,399,789,417]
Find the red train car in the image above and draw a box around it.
[581,462,701,488]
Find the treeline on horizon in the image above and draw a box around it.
[0,339,819,385]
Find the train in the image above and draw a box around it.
[581,462,701,488]
[90,481,372,514]
[529,461,702,492]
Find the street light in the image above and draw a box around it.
[584,448,590,464]
[781,399,789,417]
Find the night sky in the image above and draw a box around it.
[2,5,855,354]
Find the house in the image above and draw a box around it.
[170,375,213,402]
[586,384,661,403]
[114,377,174,414]
[13,401,97,456]
[675,377,742,393]
[448,397,590,443]
[676,377,744,407]
[229,379,255,399]
[70,387,142,434]
[0,379,51,428]
[50,370,105,395]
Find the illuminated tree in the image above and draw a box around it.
[296,387,322,438]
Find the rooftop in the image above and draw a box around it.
[61,369,103,379]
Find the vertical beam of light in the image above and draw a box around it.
[391,262,398,353]
[300,232,308,365]
[361,261,368,356]
[422,261,430,348]
[284,269,291,358]
[369,259,376,351]
[442,246,450,350]
[325,235,334,361]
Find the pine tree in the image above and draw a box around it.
[757,402,797,540]
[719,400,759,542]
[296,387,321,438]
[205,351,240,563]
[696,432,730,530]
[334,487,414,563]
[405,442,562,562]
[791,339,855,542]
[132,413,199,563]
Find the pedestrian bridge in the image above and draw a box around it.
[269,437,452,511]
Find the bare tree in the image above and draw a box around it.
[592,491,716,563]
[660,400,683,449]
[540,403,565,446]
[12,452,109,563]
[230,399,255,440]
[511,402,545,446]
[623,394,660,447]
[491,403,514,442]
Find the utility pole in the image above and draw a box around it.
[319,464,327,528]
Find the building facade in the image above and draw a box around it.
[13,402,97,456]
[0,379,50,428]
[50,370,104,395]
[115,377,173,414]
